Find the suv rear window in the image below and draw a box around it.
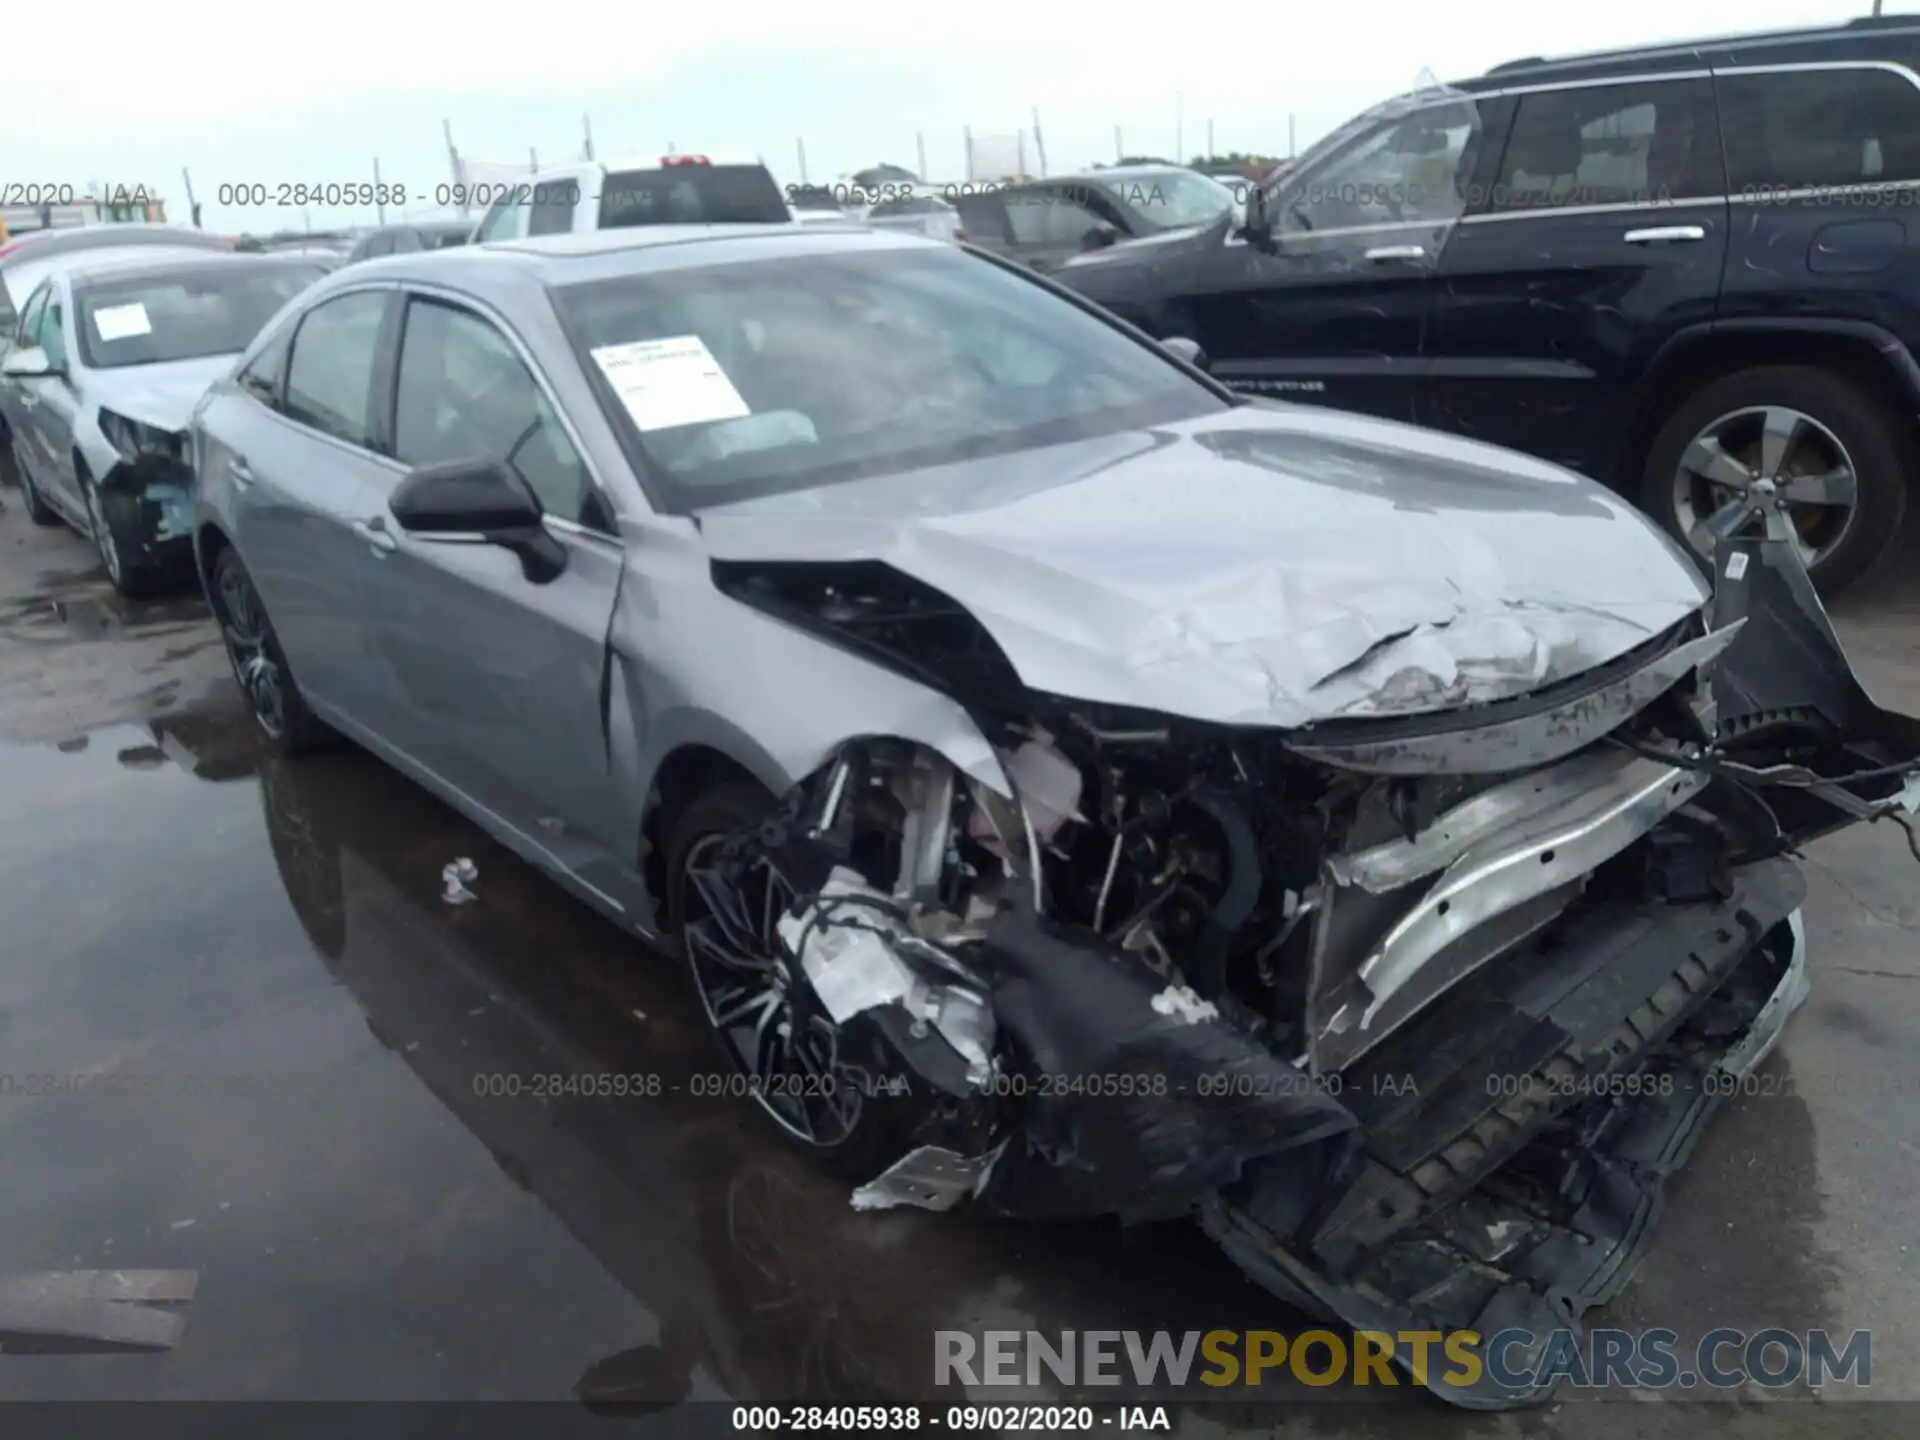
[597,165,791,227]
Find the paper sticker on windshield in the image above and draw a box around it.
[590,336,750,432]
[91,303,153,341]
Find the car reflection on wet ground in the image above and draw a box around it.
[2,497,1919,1438]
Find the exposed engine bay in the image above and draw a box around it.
[682,486,1920,1409]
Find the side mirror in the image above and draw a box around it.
[1162,336,1209,372]
[2,346,56,379]
[388,458,567,584]
[1082,226,1120,251]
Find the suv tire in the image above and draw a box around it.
[1640,365,1909,596]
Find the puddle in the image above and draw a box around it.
[1,590,211,645]
[44,695,264,784]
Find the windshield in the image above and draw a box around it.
[598,166,792,227]
[1109,169,1242,229]
[554,245,1224,511]
[76,264,320,369]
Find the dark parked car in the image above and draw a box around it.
[1054,16,1920,594]
[951,165,1242,272]
[346,218,476,263]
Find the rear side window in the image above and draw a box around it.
[598,165,791,227]
[1491,78,1720,210]
[951,192,1012,242]
[1719,68,1920,191]
[1003,186,1111,246]
[284,291,388,447]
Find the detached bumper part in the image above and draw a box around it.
[1199,858,1808,1409]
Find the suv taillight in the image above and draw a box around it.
[662,154,711,167]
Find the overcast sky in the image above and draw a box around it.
[2,0,1893,232]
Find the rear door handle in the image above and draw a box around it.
[1363,244,1426,262]
[1623,225,1706,245]
[352,517,398,555]
[227,455,254,489]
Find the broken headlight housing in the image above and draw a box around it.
[98,408,186,465]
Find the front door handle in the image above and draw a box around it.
[1623,225,1706,245]
[227,455,254,489]
[352,516,398,555]
[1363,244,1426,262]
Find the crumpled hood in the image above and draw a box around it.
[698,404,1710,729]
[88,355,238,433]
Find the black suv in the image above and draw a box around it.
[1053,17,1920,593]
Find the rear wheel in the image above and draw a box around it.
[8,440,60,526]
[1640,365,1909,596]
[209,547,334,753]
[663,781,909,1178]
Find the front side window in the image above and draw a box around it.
[393,298,601,529]
[1719,68,1920,191]
[283,291,388,447]
[14,283,49,351]
[1110,169,1240,229]
[239,327,292,406]
[1491,79,1718,210]
[38,295,68,371]
[1275,100,1480,233]
[554,244,1225,511]
[473,195,527,243]
[75,265,321,369]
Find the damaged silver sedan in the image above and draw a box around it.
[190,226,1920,1409]
[4,251,324,596]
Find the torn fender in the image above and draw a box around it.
[968,912,1357,1223]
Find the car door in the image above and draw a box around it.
[364,290,629,896]
[216,288,405,729]
[1181,95,1485,422]
[1419,76,1729,472]
[15,280,85,516]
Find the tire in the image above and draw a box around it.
[81,471,158,598]
[209,547,334,753]
[1640,365,1910,597]
[8,440,60,526]
[663,780,912,1178]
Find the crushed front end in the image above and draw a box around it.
[694,484,1920,1409]
[92,408,197,575]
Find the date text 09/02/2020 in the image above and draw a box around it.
[729,1404,1168,1432]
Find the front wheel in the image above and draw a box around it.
[663,781,911,1178]
[82,473,157,598]
[1641,365,1910,596]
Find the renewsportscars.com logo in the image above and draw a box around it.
[934,1327,1872,1393]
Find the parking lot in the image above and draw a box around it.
[1,479,1918,1437]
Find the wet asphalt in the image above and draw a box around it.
[0,487,1916,1439]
